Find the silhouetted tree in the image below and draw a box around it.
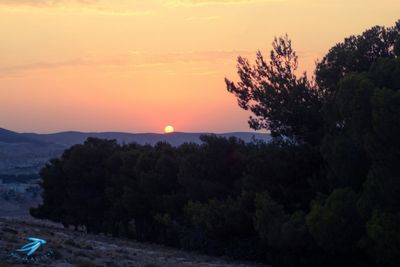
[226,35,323,145]
[315,21,400,96]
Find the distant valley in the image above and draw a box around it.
[0,127,271,175]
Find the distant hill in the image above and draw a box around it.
[0,128,44,145]
[22,130,271,146]
[0,127,270,175]
[0,128,66,175]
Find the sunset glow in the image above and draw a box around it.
[164,125,175,134]
[0,0,399,133]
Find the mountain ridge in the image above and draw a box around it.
[0,128,47,145]
[20,129,271,146]
[0,127,271,174]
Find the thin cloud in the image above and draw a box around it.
[0,0,97,7]
[185,15,221,21]
[143,50,251,63]
[0,57,127,78]
[0,0,154,16]
[78,7,154,16]
[164,0,284,6]
[0,50,253,77]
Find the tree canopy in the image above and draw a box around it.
[225,35,323,145]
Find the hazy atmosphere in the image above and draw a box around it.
[1,1,400,266]
[1,0,399,133]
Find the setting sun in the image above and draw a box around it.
[164,125,175,134]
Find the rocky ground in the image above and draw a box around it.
[0,217,268,267]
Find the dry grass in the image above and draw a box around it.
[0,217,267,267]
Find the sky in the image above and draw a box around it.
[0,0,399,133]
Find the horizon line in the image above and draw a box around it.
[0,127,270,135]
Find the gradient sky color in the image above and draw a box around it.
[0,0,399,133]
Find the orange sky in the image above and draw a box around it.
[0,0,399,133]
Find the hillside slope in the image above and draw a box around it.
[0,218,267,267]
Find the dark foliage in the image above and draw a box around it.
[32,20,400,266]
[225,35,324,145]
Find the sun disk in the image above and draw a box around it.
[164,125,174,134]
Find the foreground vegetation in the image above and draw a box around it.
[0,218,260,266]
[32,21,400,266]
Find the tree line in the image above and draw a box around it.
[32,21,400,266]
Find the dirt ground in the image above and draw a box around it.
[0,217,268,267]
